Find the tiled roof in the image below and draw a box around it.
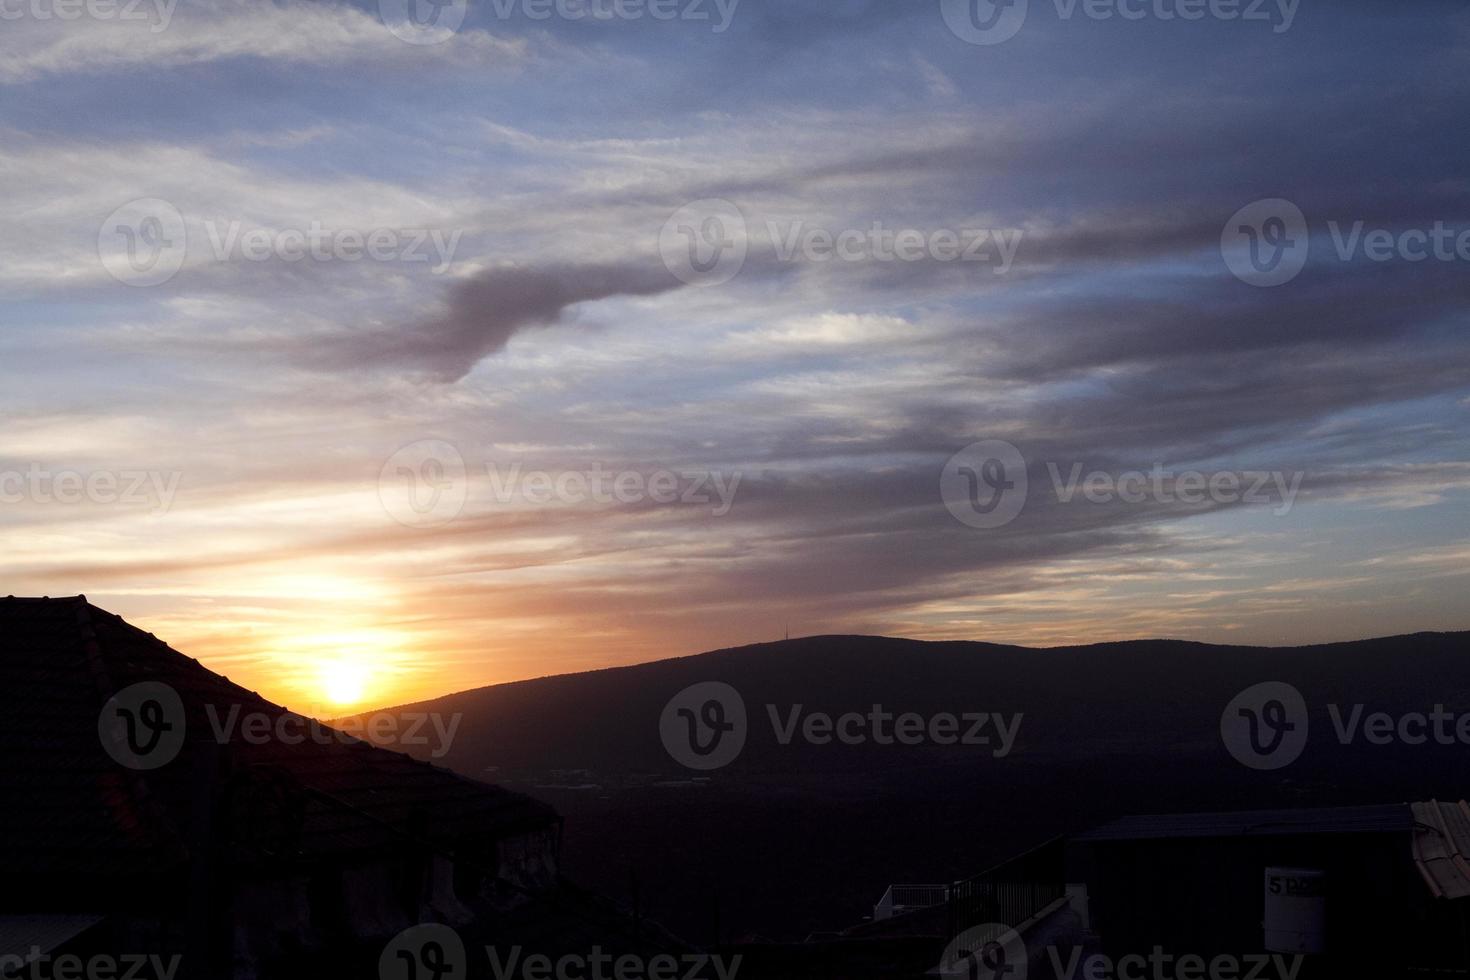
[0,596,186,879]
[0,915,105,960]
[1411,800,1470,900]
[0,596,557,882]
[1072,803,1413,841]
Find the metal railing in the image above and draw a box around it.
[872,839,1067,937]
[945,837,1067,939]
[874,883,952,920]
[947,877,1064,936]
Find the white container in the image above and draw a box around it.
[1264,867,1326,954]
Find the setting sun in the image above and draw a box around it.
[250,620,414,712]
[317,659,369,707]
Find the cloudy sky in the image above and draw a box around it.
[3,0,1468,711]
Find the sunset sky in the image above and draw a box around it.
[3,0,1468,713]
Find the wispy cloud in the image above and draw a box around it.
[0,0,526,83]
[3,1,1468,704]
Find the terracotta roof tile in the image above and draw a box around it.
[0,596,557,883]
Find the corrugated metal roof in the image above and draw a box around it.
[1411,800,1470,900]
[1073,803,1413,841]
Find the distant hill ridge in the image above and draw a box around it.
[366,630,1469,715]
[342,631,1470,773]
[337,629,1470,943]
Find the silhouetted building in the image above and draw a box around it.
[768,803,1470,979]
[0,596,562,978]
[1067,802,1470,976]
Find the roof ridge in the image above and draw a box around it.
[77,605,556,813]
[75,599,114,705]
[77,599,191,868]
[0,594,89,603]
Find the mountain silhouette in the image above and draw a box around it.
[340,632,1470,942]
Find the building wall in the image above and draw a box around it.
[1070,831,1422,974]
[496,827,560,895]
